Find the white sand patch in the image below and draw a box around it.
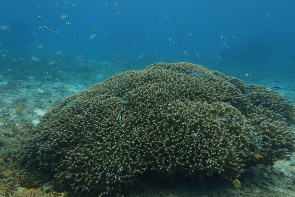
[37,88,44,93]
[34,109,46,116]
[67,85,86,93]
[32,119,40,126]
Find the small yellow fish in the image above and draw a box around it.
[232,179,241,188]
[182,76,187,80]
[254,153,264,158]
[271,99,277,103]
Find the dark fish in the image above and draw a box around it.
[117,60,122,63]
[92,29,97,33]
[45,72,50,76]
[271,87,280,90]
[59,70,63,74]
[18,80,23,83]
[180,16,185,18]
[48,58,53,62]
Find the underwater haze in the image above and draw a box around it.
[1,0,295,80]
[1,0,295,196]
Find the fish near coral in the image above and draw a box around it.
[232,179,241,188]
[254,153,264,158]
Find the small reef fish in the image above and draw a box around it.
[232,36,236,39]
[66,22,71,25]
[244,73,250,77]
[37,15,42,19]
[220,36,225,40]
[89,34,96,39]
[59,70,63,74]
[61,14,68,19]
[139,54,145,58]
[38,44,43,49]
[270,99,277,103]
[117,60,122,63]
[254,153,264,158]
[13,59,17,63]
[183,51,189,56]
[48,58,53,62]
[54,10,59,14]
[220,117,228,122]
[58,92,65,98]
[232,179,241,188]
[32,32,38,35]
[92,29,97,33]
[14,116,21,120]
[182,76,188,80]
[271,87,280,90]
[180,16,185,18]
[121,100,129,104]
[76,55,84,61]
[66,103,75,107]
[172,42,177,45]
[55,51,62,55]
[222,42,230,49]
[49,61,56,65]
[44,72,50,76]
[31,56,41,61]
[0,25,9,31]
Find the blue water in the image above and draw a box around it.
[0,0,294,84]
